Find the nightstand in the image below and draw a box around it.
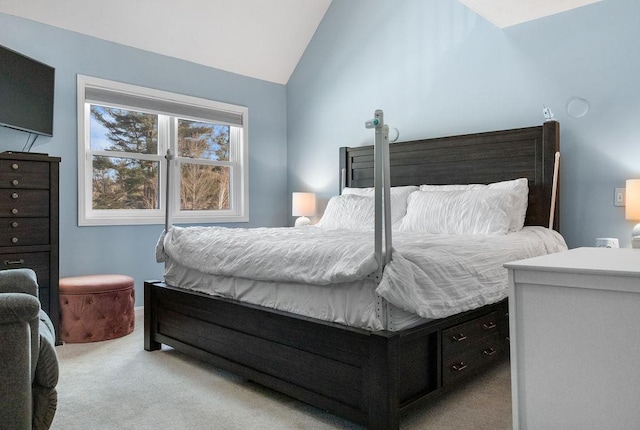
[506,247,640,430]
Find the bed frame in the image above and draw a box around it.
[145,120,560,430]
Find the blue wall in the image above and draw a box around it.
[287,0,640,249]
[2,0,640,308]
[0,13,288,305]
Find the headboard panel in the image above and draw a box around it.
[339,121,560,230]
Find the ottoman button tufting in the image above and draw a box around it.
[59,274,135,343]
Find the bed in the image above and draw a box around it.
[145,119,562,429]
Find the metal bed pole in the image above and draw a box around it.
[365,109,393,279]
[164,149,174,233]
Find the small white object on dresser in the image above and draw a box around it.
[506,247,640,430]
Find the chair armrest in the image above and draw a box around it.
[0,268,39,297]
[0,293,40,324]
[0,292,41,429]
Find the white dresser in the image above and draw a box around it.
[506,247,640,430]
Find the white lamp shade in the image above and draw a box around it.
[625,179,640,221]
[292,192,316,217]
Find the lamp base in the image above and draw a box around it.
[294,216,311,227]
[632,223,640,249]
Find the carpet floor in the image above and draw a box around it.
[52,309,512,429]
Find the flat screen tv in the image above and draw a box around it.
[0,44,55,136]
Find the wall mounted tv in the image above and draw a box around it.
[0,44,55,136]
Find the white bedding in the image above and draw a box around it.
[162,261,422,331]
[380,227,567,318]
[158,225,567,322]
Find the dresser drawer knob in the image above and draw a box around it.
[483,347,497,356]
[452,362,468,372]
[11,222,18,228]
[11,208,18,215]
[483,321,497,330]
[11,237,18,244]
[4,259,25,266]
[12,179,19,186]
[11,163,19,170]
[11,192,18,199]
[452,333,467,342]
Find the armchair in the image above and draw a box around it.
[0,269,58,430]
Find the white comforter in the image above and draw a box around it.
[158,225,567,320]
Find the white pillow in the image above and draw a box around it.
[341,185,418,225]
[398,189,513,236]
[487,178,528,231]
[316,194,375,230]
[420,178,528,231]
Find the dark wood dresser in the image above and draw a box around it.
[0,152,60,341]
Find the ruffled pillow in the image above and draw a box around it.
[315,194,375,230]
[341,185,417,224]
[398,189,513,235]
[420,178,528,231]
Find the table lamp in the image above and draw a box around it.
[292,192,316,227]
[625,179,640,248]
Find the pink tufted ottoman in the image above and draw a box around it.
[59,274,135,343]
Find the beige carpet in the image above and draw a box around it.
[52,309,512,429]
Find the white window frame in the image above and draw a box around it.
[77,75,249,226]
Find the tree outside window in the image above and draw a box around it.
[177,119,230,211]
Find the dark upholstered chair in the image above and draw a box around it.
[0,268,58,430]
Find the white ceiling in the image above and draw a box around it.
[0,0,600,84]
[0,0,332,85]
[458,0,601,28]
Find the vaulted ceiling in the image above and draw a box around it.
[0,0,600,85]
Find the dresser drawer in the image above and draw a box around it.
[0,218,49,246]
[442,333,503,386]
[0,189,49,217]
[0,159,50,189]
[442,311,500,359]
[0,251,50,286]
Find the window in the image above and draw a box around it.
[77,75,248,226]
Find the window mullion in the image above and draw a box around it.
[158,115,173,222]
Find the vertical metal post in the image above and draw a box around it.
[164,149,174,233]
[373,110,384,277]
[382,124,392,265]
[367,109,393,277]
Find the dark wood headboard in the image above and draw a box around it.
[339,121,560,230]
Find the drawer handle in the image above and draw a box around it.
[483,347,497,356]
[11,163,19,170]
[11,208,18,215]
[11,222,18,228]
[483,321,497,330]
[11,237,18,244]
[11,192,18,199]
[452,362,467,372]
[12,179,19,186]
[452,333,467,342]
[4,259,25,266]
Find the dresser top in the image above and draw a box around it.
[505,247,640,278]
[0,151,61,162]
